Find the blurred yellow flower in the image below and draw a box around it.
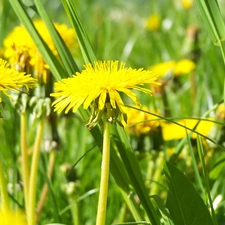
[182,0,194,9]
[145,14,161,31]
[173,59,196,76]
[216,103,225,120]
[3,20,78,82]
[51,60,160,128]
[149,61,175,77]
[161,119,214,141]
[149,59,195,78]
[125,106,161,136]
[0,58,37,102]
[0,209,27,225]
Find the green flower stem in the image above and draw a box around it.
[28,118,44,225]
[20,112,30,214]
[0,156,10,211]
[96,119,110,225]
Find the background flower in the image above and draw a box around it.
[3,20,78,82]
[0,58,37,102]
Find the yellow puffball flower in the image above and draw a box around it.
[0,209,27,225]
[145,14,161,31]
[125,106,161,136]
[51,60,160,128]
[0,58,37,102]
[182,0,194,9]
[3,20,78,82]
[173,59,196,76]
[149,61,175,77]
[161,119,214,141]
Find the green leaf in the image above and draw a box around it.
[0,0,7,46]
[113,126,161,225]
[61,0,97,64]
[209,154,225,179]
[164,162,214,225]
[195,0,225,45]
[9,0,66,81]
[34,0,80,76]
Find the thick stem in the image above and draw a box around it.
[0,156,10,211]
[20,113,30,214]
[96,120,110,225]
[28,118,44,225]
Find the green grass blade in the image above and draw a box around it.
[40,153,62,223]
[196,136,218,225]
[195,0,225,45]
[112,126,161,225]
[34,0,80,76]
[9,0,66,81]
[61,0,97,64]
[0,0,7,46]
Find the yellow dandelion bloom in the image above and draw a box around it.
[0,59,37,102]
[125,106,160,136]
[51,60,160,128]
[145,14,161,31]
[161,119,214,141]
[173,59,195,76]
[0,209,27,225]
[149,61,175,77]
[3,20,77,82]
[216,103,225,120]
[182,0,194,9]
[149,59,195,78]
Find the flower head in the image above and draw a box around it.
[182,0,194,9]
[125,106,161,136]
[145,14,161,31]
[3,20,78,83]
[161,119,213,141]
[0,209,27,225]
[216,103,225,120]
[149,61,175,77]
[149,59,195,78]
[173,59,195,76]
[51,60,160,128]
[0,58,37,102]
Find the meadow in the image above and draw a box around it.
[0,0,225,225]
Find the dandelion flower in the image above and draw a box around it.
[216,103,225,120]
[161,119,213,141]
[3,20,78,82]
[173,59,195,76]
[145,14,161,31]
[125,106,161,136]
[0,209,27,225]
[51,60,160,128]
[182,0,194,10]
[149,61,175,77]
[149,59,195,78]
[0,59,37,102]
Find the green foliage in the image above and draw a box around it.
[164,162,214,225]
